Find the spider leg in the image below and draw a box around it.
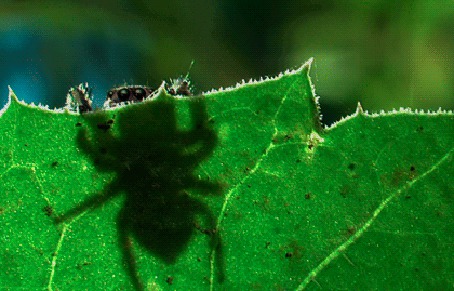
[188,97,209,128]
[76,114,118,166]
[194,199,225,283]
[213,230,225,283]
[54,180,121,224]
[76,127,96,157]
[183,98,217,155]
[118,207,144,291]
[188,178,224,196]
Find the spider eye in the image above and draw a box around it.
[133,88,147,101]
[107,90,114,98]
[118,88,131,102]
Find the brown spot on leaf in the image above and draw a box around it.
[347,226,356,235]
[42,206,53,216]
[166,276,174,285]
[76,261,92,270]
[391,169,405,187]
[340,185,350,198]
[283,240,305,259]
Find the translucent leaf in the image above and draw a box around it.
[0,59,452,290]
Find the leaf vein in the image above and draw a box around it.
[209,92,290,289]
[47,224,68,291]
[296,147,453,290]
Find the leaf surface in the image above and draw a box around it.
[0,60,452,290]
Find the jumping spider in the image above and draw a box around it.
[104,78,192,108]
[55,92,224,289]
[66,82,93,113]
[67,77,193,114]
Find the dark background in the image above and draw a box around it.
[1,1,453,125]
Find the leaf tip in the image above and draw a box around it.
[149,81,175,102]
[296,58,314,75]
[356,102,364,115]
[0,86,15,117]
[305,57,314,68]
[8,85,19,102]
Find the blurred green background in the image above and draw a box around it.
[1,0,453,125]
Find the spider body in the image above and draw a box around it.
[67,78,193,113]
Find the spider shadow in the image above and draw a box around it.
[55,94,224,289]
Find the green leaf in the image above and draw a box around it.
[0,59,452,290]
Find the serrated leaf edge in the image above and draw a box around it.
[325,102,454,131]
[203,58,314,95]
[0,86,14,117]
[1,86,71,116]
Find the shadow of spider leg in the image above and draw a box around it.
[56,96,224,289]
[54,180,121,224]
[117,188,225,290]
[184,97,225,282]
[117,206,144,291]
[179,97,217,159]
[54,123,121,224]
[190,193,225,284]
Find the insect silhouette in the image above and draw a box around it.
[54,92,224,289]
